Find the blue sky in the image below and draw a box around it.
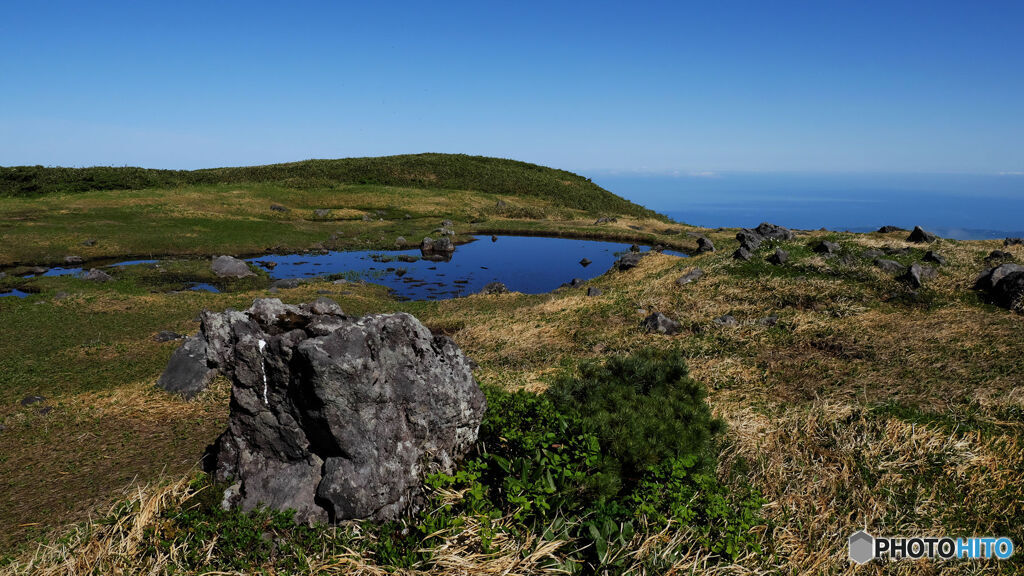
[1,1,1022,174]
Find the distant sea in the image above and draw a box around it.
[593,172,1024,240]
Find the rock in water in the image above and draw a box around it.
[212,255,255,278]
[158,298,486,524]
[907,226,938,243]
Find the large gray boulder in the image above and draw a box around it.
[974,263,1024,311]
[158,298,486,524]
[212,255,255,278]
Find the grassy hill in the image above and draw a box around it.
[0,153,660,219]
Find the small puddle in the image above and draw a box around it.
[250,235,685,301]
[0,289,30,298]
[188,283,221,293]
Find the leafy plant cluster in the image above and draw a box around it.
[140,348,763,574]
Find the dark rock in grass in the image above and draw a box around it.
[212,256,255,279]
[579,258,592,267]
[270,203,290,212]
[628,225,643,231]
[754,222,795,241]
[594,217,617,225]
[313,209,330,218]
[877,225,907,233]
[862,249,885,259]
[900,262,936,288]
[695,237,715,253]
[157,333,215,399]
[907,226,938,243]
[154,330,183,343]
[973,263,1024,292]
[923,251,947,265]
[20,395,45,406]
[713,314,738,327]
[885,247,912,256]
[974,264,1024,311]
[614,252,645,271]
[565,278,584,288]
[662,228,682,235]
[479,282,508,295]
[813,241,840,255]
[759,315,780,326]
[394,236,406,247]
[735,230,762,252]
[873,258,904,274]
[81,239,97,246]
[767,248,789,265]
[987,250,1014,261]
[64,255,84,265]
[53,291,70,301]
[192,299,485,524]
[643,312,681,335]
[1005,238,1024,247]
[81,268,113,282]
[676,268,704,286]
[732,247,753,261]
[271,278,303,289]
[587,287,603,297]
[441,219,453,228]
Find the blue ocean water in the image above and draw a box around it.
[594,173,1024,240]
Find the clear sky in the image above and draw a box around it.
[1,1,1022,174]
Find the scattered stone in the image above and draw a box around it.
[629,244,641,253]
[271,278,303,289]
[479,282,508,295]
[813,241,840,255]
[754,222,795,241]
[987,250,1014,261]
[587,287,603,297]
[696,237,715,253]
[594,217,618,225]
[877,225,907,233]
[82,268,112,282]
[38,406,52,415]
[313,209,330,218]
[614,252,645,271]
[767,248,789,265]
[441,219,453,228]
[20,395,45,406]
[662,228,681,235]
[53,291,70,301]
[923,251,947,265]
[154,330,183,342]
[759,315,779,327]
[579,258,592,267]
[212,256,255,279]
[736,230,762,252]
[181,299,486,523]
[676,268,704,286]
[395,236,407,247]
[873,258,904,274]
[627,225,642,231]
[362,213,373,221]
[28,266,49,275]
[81,239,97,246]
[907,226,938,243]
[64,255,84,265]
[900,262,936,288]
[434,227,456,236]
[732,247,753,261]
[862,249,885,259]
[563,278,584,288]
[1005,238,1024,247]
[884,247,912,256]
[270,204,290,212]
[643,312,681,335]
[495,199,508,208]
[973,263,1024,311]
[713,314,738,326]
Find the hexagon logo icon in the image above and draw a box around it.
[849,530,875,564]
